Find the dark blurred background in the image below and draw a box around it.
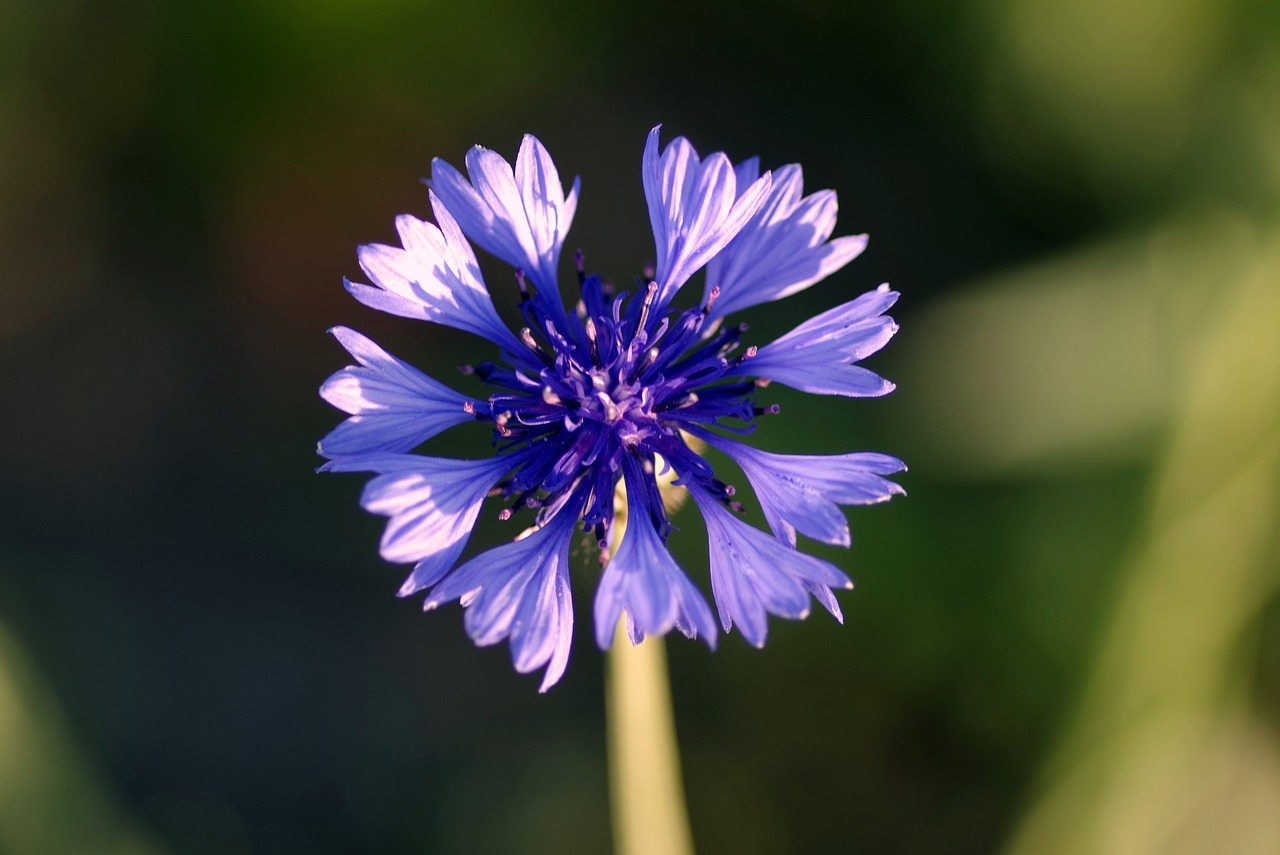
[3,0,1279,853]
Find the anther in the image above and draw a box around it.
[628,344,659,383]
[493,410,513,437]
[595,391,620,423]
[514,268,530,301]
[636,281,659,333]
[458,364,475,375]
[660,392,699,411]
[574,249,585,284]
[463,400,477,415]
[520,327,545,359]
[753,403,781,416]
[498,508,513,521]
[584,316,602,366]
[703,286,721,314]
[642,262,655,280]
[754,377,772,388]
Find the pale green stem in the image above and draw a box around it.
[606,626,695,855]
[605,453,697,855]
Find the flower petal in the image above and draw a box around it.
[317,327,477,457]
[733,284,899,397]
[643,126,772,309]
[593,469,717,650]
[689,486,852,647]
[347,193,521,351]
[430,135,576,311]
[425,507,578,691]
[319,452,523,595]
[698,430,906,547]
[704,162,868,320]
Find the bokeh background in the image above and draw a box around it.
[3,0,1279,853]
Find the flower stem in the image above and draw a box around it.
[606,628,695,855]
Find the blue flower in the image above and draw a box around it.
[320,127,905,691]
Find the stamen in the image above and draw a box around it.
[514,268,530,301]
[595,391,620,423]
[520,327,550,364]
[575,249,585,284]
[630,345,660,382]
[458,364,475,375]
[753,403,781,416]
[636,282,659,335]
[584,316,602,366]
[658,392,699,411]
[703,286,720,314]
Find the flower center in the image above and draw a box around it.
[467,262,760,543]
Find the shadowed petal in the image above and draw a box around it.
[643,126,772,309]
[425,507,578,692]
[319,451,525,595]
[733,284,899,396]
[698,430,906,547]
[593,467,717,650]
[689,486,851,647]
[317,327,478,457]
[704,162,868,320]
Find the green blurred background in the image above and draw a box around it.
[3,0,1279,852]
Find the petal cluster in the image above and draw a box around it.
[321,126,905,690]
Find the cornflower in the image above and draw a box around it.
[320,127,904,690]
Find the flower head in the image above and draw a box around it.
[321,127,905,690]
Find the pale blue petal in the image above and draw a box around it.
[593,500,717,650]
[347,195,520,350]
[642,126,773,309]
[515,135,575,292]
[691,487,851,647]
[699,431,906,547]
[317,327,477,457]
[429,136,575,307]
[802,580,845,623]
[425,508,577,692]
[319,452,521,594]
[703,162,869,320]
[735,284,899,397]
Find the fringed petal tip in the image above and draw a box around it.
[692,486,850,648]
[703,160,873,319]
[643,126,774,307]
[592,472,718,653]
